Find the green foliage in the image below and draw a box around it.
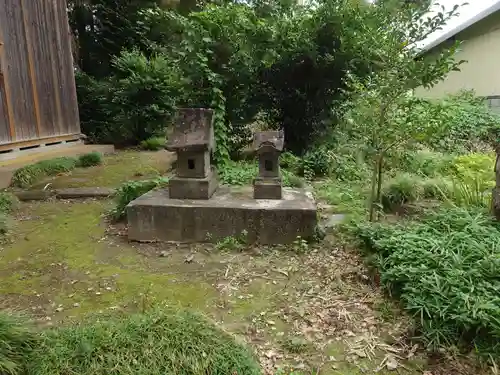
[77,51,181,146]
[451,153,495,183]
[381,173,423,210]
[78,152,103,168]
[140,137,165,151]
[0,313,36,375]
[112,177,169,220]
[301,147,332,179]
[218,160,304,187]
[0,308,259,375]
[11,157,79,188]
[355,207,500,354]
[0,193,19,214]
[397,150,453,177]
[422,91,500,153]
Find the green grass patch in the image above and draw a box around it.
[112,177,169,219]
[355,207,500,355]
[140,137,165,151]
[0,309,260,375]
[77,152,103,167]
[12,154,105,188]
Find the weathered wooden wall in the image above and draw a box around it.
[0,0,80,151]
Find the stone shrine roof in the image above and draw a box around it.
[253,130,284,152]
[166,108,214,152]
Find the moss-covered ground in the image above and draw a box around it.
[29,150,174,189]
[0,151,484,375]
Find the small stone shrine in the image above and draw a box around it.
[165,108,218,200]
[127,107,317,245]
[253,130,284,199]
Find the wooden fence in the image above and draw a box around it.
[0,0,81,152]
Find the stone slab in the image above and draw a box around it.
[14,190,55,201]
[168,170,218,200]
[127,186,317,244]
[55,187,116,199]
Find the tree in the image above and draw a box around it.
[342,0,464,221]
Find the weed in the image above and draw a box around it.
[381,173,423,210]
[281,337,310,354]
[23,308,260,375]
[112,177,169,220]
[11,157,79,188]
[0,313,36,375]
[291,236,309,253]
[77,152,103,167]
[215,230,248,251]
[355,207,500,355]
[0,193,19,214]
[140,137,165,151]
[421,178,452,200]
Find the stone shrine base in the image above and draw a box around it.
[127,186,317,244]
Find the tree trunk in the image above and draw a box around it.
[369,158,378,222]
[375,154,384,221]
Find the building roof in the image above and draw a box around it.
[253,131,285,152]
[419,0,500,52]
[166,108,214,152]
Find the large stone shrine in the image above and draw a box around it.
[127,108,317,244]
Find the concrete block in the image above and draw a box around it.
[253,178,282,199]
[168,170,218,200]
[55,187,115,199]
[127,186,317,244]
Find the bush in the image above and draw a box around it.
[421,178,452,200]
[301,147,333,178]
[398,150,453,177]
[0,313,36,375]
[451,152,495,183]
[355,207,500,354]
[112,177,169,220]
[140,137,165,151]
[78,152,103,168]
[381,173,423,210]
[78,51,182,146]
[11,157,79,188]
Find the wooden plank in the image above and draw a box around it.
[0,0,16,142]
[25,0,59,138]
[0,59,12,143]
[1,0,38,141]
[20,0,42,137]
[0,133,80,152]
[54,0,81,135]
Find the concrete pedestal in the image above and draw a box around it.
[127,186,317,244]
[169,170,218,199]
[253,177,282,199]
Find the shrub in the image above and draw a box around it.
[11,157,79,188]
[398,150,453,177]
[78,152,103,168]
[421,178,452,200]
[140,137,165,151]
[381,173,423,210]
[301,147,333,179]
[0,313,36,375]
[219,161,304,188]
[78,51,182,146]
[112,177,169,220]
[355,207,500,354]
[280,152,302,174]
[451,152,495,184]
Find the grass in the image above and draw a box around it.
[112,177,169,219]
[27,150,174,190]
[21,308,260,375]
[0,313,36,375]
[11,153,104,188]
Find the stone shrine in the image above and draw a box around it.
[253,130,284,199]
[127,108,317,245]
[166,108,218,199]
